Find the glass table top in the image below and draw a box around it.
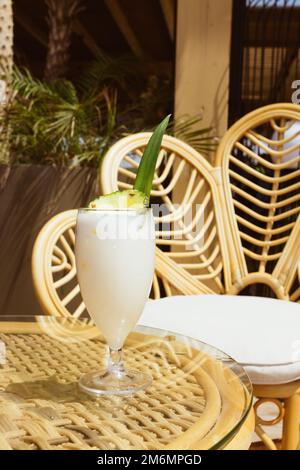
[0,316,253,450]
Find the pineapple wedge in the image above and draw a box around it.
[89,189,148,210]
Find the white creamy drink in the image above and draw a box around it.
[75,209,155,351]
[75,114,169,396]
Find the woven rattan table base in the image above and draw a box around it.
[0,320,248,450]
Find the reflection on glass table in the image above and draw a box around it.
[0,316,253,450]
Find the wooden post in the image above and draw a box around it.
[175,0,232,137]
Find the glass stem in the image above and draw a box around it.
[108,347,125,378]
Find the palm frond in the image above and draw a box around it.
[12,67,57,99]
[78,53,140,95]
[4,62,217,166]
[169,115,218,155]
[52,80,79,104]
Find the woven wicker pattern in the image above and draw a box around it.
[50,223,85,317]
[228,120,300,269]
[101,133,230,298]
[0,321,249,450]
[216,104,300,299]
[32,210,89,318]
[32,105,300,320]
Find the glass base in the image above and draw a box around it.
[79,369,152,396]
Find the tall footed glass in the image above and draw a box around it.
[75,208,155,396]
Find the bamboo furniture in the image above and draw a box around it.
[214,103,300,450]
[215,103,300,301]
[215,104,300,450]
[101,133,232,298]
[139,293,300,450]
[31,103,300,449]
[0,318,253,450]
[100,103,300,450]
[32,210,87,319]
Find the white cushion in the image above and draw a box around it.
[138,295,300,385]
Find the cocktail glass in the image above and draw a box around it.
[75,207,155,396]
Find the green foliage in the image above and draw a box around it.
[170,115,218,155]
[4,57,217,167]
[8,67,119,166]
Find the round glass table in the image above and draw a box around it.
[0,316,253,450]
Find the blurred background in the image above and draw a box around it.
[1,0,300,315]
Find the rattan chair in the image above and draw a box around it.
[32,209,87,319]
[101,133,232,298]
[32,104,300,449]
[215,103,300,450]
[31,201,254,451]
[100,104,300,450]
[215,103,300,302]
[32,133,232,309]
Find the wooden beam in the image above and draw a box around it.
[104,0,144,58]
[160,0,175,41]
[175,0,232,138]
[14,9,48,47]
[73,20,102,58]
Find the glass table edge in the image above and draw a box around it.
[0,315,253,450]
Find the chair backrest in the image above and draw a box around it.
[101,133,231,298]
[32,155,230,317]
[32,209,88,317]
[216,103,300,301]
[32,104,300,318]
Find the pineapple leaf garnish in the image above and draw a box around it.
[133,114,171,199]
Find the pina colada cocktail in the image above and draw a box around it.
[75,114,170,396]
[76,209,155,351]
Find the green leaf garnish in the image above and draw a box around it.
[133,114,171,199]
